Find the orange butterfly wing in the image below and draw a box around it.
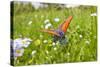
[40,29,60,36]
[40,16,73,36]
[59,16,73,33]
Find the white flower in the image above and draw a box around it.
[14,48,24,57]
[90,13,97,16]
[32,50,37,56]
[54,47,57,51]
[28,21,32,25]
[52,42,56,46]
[85,40,90,45]
[67,52,70,56]
[40,34,43,38]
[13,38,23,49]
[79,34,83,38]
[54,18,60,22]
[43,40,48,43]
[45,25,48,29]
[13,38,32,49]
[45,23,52,29]
[11,38,32,58]
[21,38,32,48]
[44,19,50,24]
[46,50,49,54]
[67,29,70,32]
[56,41,60,45]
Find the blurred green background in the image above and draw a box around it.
[11,1,97,66]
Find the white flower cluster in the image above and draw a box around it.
[11,38,32,57]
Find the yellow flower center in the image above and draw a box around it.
[16,50,21,53]
[22,40,26,44]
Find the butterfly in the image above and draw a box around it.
[41,16,73,44]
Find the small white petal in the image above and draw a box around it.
[43,40,48,43]
[79,34,83,38]
[67,52,70,56]
[54,18,60,22]
[22,38,32,47]
[47,23,52,27]
[54,47,57,51]
[28,21,32,25]
[45,23,52,29]
[85,40,90,45]
[44,19,50,24]
[45,25,48,29]
[90,13,97,16]
[56,41,60,45]
[13,38,23,49]
[14,48,24,57]
[76,25,80,29]
[46,50,49,54]
[32,50,37,55]
[23,44,29,48]
[24,38,32,42]
[52,42,56,46]
[40,35,43,38]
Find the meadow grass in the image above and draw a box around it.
[12,3,97,66]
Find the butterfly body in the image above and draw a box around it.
[52,29,67,44]
[55,29,64,37]
[41,16,73,44]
